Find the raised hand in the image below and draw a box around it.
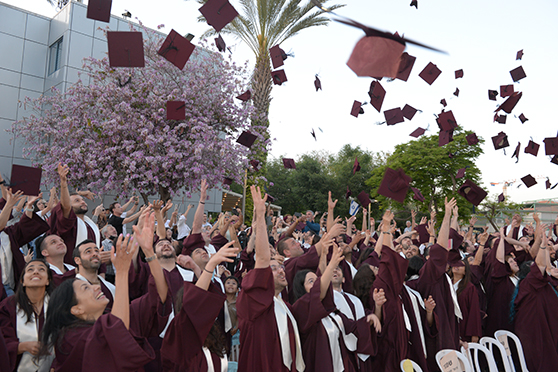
[162,200,173,214]
[77,189,96,200]
[424,295,436,313]
[328,191,338,210]
[366,313,382,333]
[250,185,267,218]
[152,200,164,211]
[57,163,69,183]
[132,209,156,256]
[381,210,394,228]
[373,288,387,307]
[469,216,477,226]
[206,242,239,272]
[200,179,208,203]
[111,234,138,273]
[4,188,24,208]
[444,197,457,215]
[327,223,346,239]
[419,216,427,225]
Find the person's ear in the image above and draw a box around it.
[74,257,82,266]
[71,304,84,317]
[41,249,49,258]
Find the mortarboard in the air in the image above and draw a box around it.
[236,131,257,148]
[410,0,418,8]
[199,0,239,32]
[107,32,145,67]
[351,101,363,117]
[518,113,528,123]
[353,157,361,174]
[466,133,479,146]
[345,186,352,200]
[510,66,526,82]
[492,131,509,150]
[500,85,514,98]
[271,70,287,85]
[223,177,233,185]
[544,137,558,155]
[215,34,226,52]
[552,155,558,166]
[236,90,251,101]
[249,159,260,170]
[396,52,416,82]
[437,110,458,131]
[524,140,539,156]
[498,193,505,203]
[409,127,426,138]
[453,88,459,97]
[311,129,316,141]
[314,75,322,91]
[346,36,405,78]
[547,178,552,189]
[512,142,521,163]
[440,99,447,107]
[368,81,386,112]
[357,191,371,208]
[266,194,276,203]
[455,69,464,79]
[521,174,537,188]
[384,107,404,125]
[456,168,466,179]
[494,114,506,124]
[488,90,498,101]
[419,62,442,85]
[516,49,524,60]
[87,0,112,22]
[411,187,424,202]
[269,45,287,69]
[402,104,418,120]
[157,30,195,70]
[438,130,453,147]
[496,92,522,114]
[377,167,412,203]
[458,179,487,206]
[8,164,42,196]
[282,158,296,169]
[166,101,186,120]
[552,181,558,189]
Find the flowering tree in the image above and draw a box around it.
[11,24,263,202]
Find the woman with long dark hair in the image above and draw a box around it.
[0,259,54,371]
[449,257,482,343]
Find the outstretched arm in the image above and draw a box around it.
[320,244,344,300]
[191,179,208,234]
[57,163,71,218]
[327,191,337,232]
[252,186,270,269]
[438,197,457,251]
[496,226,506,264]
[0,189,24,230]
[111,234,137,329]
[196,242,238,290]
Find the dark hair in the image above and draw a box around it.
[311,234,320,246]
[108,202,119,213]
[32,199,44,213]
[39,279,91,358]
[276,238,291,257]
[73,239,96,261]
[224,276,240,287]
[15,259,54,323]
[509,260,533,322]
[355,246,375,268]
[35,235,47,259]
[452,259,472,296]
[406,255,424,280]
[352,264,376,310]
[292,269,312,303]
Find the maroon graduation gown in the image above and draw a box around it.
[161,282,225,371]
[514,264,558,372]
[469,264,487,318]
[181,233,205,255]
[284,246,319,303]
[237,267,296,372]
[361,250,380,268]
[485,260,515,336]
[457,282,482,342]
[210,233,229,251]
[50,266,76,287]
[0,327,10,372]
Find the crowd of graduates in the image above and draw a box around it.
[1,164,558,372]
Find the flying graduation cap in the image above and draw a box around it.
[215,34,226,52]
[166,101,186,120]
[6,164,42,196]
[87,0,112,22]
[512,142,521,163]
[351,101,364,117]
[236,90,252,101]
[269,45,288,69]
[314,75,322,91]
[199,0,239,32]
[311,129,317,141]
[353,157,361,174]
[158,29,195,70]
[107,32,145,67]
[368,80,386,112]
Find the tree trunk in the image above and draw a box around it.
[158,185,171,203]
[140,192,149,205]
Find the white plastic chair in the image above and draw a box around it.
[436,349,473,372]
[461,343,499,372]
[400,358,423,372]
[480,336,514,372]
[494,330,529,372]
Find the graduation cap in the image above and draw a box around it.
[440,99,447,107]
[215,34,226,52]
[166,101,186,120]
[266,194,276,203]
[512,142,521,163]
[439,130,454,147]
[552,181,558,189]
[7,164,42,196]
[495,92,522,114]
[510,66,526,82]
[458,179,487,206]
[368,80,386,112]
[223,177,233,185]
[396,52,416,82]
[552,155,558,166]
[411,187,424,202]
[409,127,426,138]
[236,131,257,148]
[494,114,507,124]
[547,178,552,189]
[158,29,195,70]
[402,104,418,120]
[492,132,509,150]
[455,69,464,79]
[500,85,514,98]
[353,157,361,174]
[236,90,251,101]
[453,88,460,97]
[87,0,112,22]
[351,101,363,117]
[456,168,466,179]
[521,174,537,188]
[488,90,498,101]
[377,167,412,203]
[437,110,458,131]
[544,137,558,156]
[271,70,287,85]
[516,49,524,60]
[345,186,352,200]
[314,75,322,91]
[524,140,539,156]
[419,62,442,85]
[357,190,371,208]
[384,107,404,125]
[269,45,288,69]
[199,0,239,32]
[107,31,145,67]
[498,193,505,203]
[410,0,418,8]
[466,133,479,146]
[282,158,296,169]
[518,113,528,123]
[249,159,260,170]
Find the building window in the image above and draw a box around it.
[48,37,63,75]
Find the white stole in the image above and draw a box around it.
[321,314,345,372]
[333,290,369,362]
[202,346,228,372]
[48,263,75,276]
[404,285,427,357]
[273,296,305,372]
[75,215,100,248]
[346,260,358,279]
[75,273,115,299]
[0,231,14,288]
[445,274,463,320]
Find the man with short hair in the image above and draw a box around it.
[302,210,320,235]
[37,234,76,286]
[107,200,142,236]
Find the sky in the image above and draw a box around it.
[5,0,558,204]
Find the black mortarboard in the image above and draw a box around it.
[269,45,287,69]
[419,62,442,85]
[249,159,260,170]
[510,66,526,82]
[311,129,316,141]
[546,178,551,189]
[236,90,252,101]
[488,90,498,101]
[345,186,352,200]
[496,92,522,114]
[516,49,524,60]
[455,69,464,79]
[351,101,363,117]
[215,34,226,52]
[453,88,460,97]
[456,168,466,179]
[409,127,426,138]
[357,191,371,208]
[402,104,418,120]
[8,164,42,196]
[494,114,507,124]
[458,179,487,206]
[512,142,521,162]
[368,80,386,112]
[166,101,186,120]
[157,29,195,70]
[411,187,424,202]
[410,0,418,8]
[466,133,479,146]
[492,131,509,150]
[440,99,447,107]
[236,131,257,148]
[107,31,145,67]
[353,157,361,174]
[552,155,558,166]
[396,52,416,82]
[282,158,296,169]
[271,70,287,85]
[518,113,528,123]
[437,110,458,131]
[439,130,453,147]
[544,137,558,156]
[266,194,276,203]
[500,85,514,98]
[524,140,539,156]
[314,75,322,91]
[384,107,404,125]
[87,0,112,22]
[199,0,239,32]
[223,177,233,185]
[521,174,537,188]
[498,193,505,203]
[377,167,412,203]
